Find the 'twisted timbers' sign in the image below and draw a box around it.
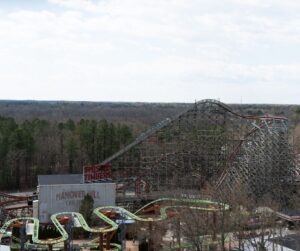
[83,164,112,182]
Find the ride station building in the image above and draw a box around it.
[35,165,116,223]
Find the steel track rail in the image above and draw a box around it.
[0,198,229,250]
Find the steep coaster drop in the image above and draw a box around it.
[0,198,229,251]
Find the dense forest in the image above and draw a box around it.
[0,100,300,191]
[0,101,189,129]
[0,117,133,190]
[0,100,300,126]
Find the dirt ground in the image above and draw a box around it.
[125,240,139,251]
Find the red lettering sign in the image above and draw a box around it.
[83,164,112,182]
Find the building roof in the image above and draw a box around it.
[281,208,300,217]
[38,174,83,185]
[272,234,300,251]
[277,208,300,222]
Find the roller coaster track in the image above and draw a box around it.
[0,198,229,250]
[215,119,280,190]
[100,99,295,202]
[0,192,33,220]
[101,99,287,165]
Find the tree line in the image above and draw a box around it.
[0,117,133,190]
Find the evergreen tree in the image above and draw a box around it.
[66,136,78,173]
[79,194,94,225]
[0,116,133,189]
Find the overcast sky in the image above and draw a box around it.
[0,0,300,104]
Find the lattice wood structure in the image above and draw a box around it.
[0,192,32,223]
[102,99,299,204]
